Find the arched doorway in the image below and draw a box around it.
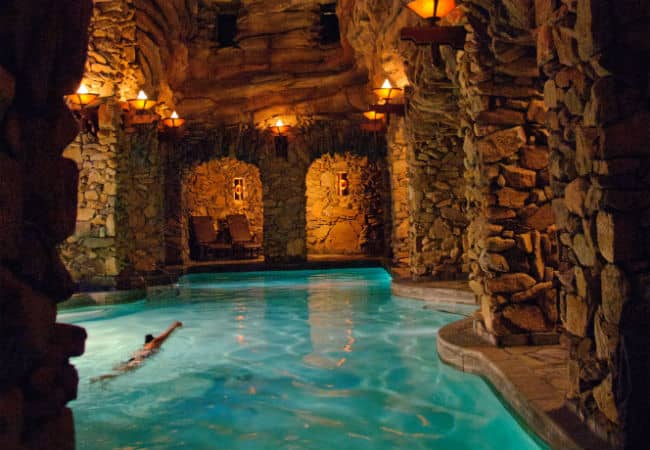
[181,157,263,262]
[305,153,389,256]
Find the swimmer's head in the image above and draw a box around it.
[145,334,154,344]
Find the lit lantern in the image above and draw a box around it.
[65,83,99,108]
[373,79,403,103]
[270,118,291,136]
[162,110,186,128]
[404,0,456,21]
[363,109,386,121]
[127,90,157,112]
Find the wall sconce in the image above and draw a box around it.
[400,0,466,65]
[162,111,186,129]
[270,119,290,159]
[125,90,158,126]
[64,83,100,140]
[233,177,245,201]
[360,108,387,132]
[337,172,349,196]
[371,79,405,123]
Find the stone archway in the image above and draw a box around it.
[179,157,263,262]
[305,152,389,256]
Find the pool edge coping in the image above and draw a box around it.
[437,318,613,450]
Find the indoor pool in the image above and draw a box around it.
[61,268,548,450]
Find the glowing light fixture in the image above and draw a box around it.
[405,0,456,21]
[400,0,466,65]
[162,111,186,128]
[363,110,386,121]
[270,118,291,136]
[65,83,99,108]
[373,79,402,103]
[127,90,157,112]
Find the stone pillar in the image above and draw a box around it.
[117,125,166,277]
[0,1,92,449]
[458,1,559,343]
[386,118,410,267]
[539,0,650,446]
[259,136,309,263]
[404,46,468,280]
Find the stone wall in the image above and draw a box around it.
[59,0,143,286]
[117,126,165,274]
[386,119,410,266]
[306,153,388,255]
[405,46,468,280]
[0,1,92,449]
[182,157,263,261]
[259,135,310,263]
[452,2,559,338]
[538,0,650,446]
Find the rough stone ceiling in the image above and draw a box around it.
[135,0,376,127]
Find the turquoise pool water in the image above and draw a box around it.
[62,268,548,450]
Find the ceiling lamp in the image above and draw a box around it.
[127,90,157,112]
[65,83,99,109]
[162,111,186,128]
[400,0,466,65]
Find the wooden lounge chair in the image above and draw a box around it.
[226,214,261,258]
[189,216,232,260]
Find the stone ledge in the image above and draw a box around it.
[437,318,612,450]
[391,279,475,304]
[58,290,145,309]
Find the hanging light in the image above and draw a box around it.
[162,111,186,128]
[373,79,403,103]
[127,90,157,112]
[404,0,456,21]
[65,83,99,108]
[270,118,291,136]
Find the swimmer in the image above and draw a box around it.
[91,321,183,383]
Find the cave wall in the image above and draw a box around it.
[0,0,92,448]
[386,119,410,267]
[306,153,388,255]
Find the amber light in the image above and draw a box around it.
[162,111,186,128]
[405,0,456,20]
[270,119,291,136]
[373,79,402,103]
[127,90,157,112]
[363,110,386,121]
[65,83,99,108]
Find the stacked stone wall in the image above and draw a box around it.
[386,119,410,267]
[306,153,388,255]
[538,0,650,445]
[454,1,559,337]
[60,0,143,285]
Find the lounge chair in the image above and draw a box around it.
[226,214,261,258]
[189,216,232,260]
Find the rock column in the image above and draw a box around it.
[0,1,92,448]
[458,1,559,341]
[539,0,650,445]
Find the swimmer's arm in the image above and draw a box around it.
[145,321,183,350]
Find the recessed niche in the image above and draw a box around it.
[215,2,240,47]
[319,3,340,46]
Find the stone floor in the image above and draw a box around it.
[438,318,611,450]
